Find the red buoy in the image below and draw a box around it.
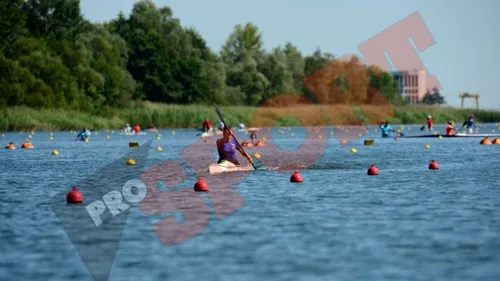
[194,178,209,192]
[67,186,83,204]
[290,171,303,183]
[429,160,439,170]
[367,164,379,176]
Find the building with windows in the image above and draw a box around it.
[390,69,428,104]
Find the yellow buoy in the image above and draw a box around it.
[425,144,431,149]
[291,133,295,136]
[28,135,32,139]
[438,135,443,139]
[127,158,136,165]
[52,150,59,156]
[106,135,110,139]
[358,133,363,137]
[330,131,334,135]
[172,130,176,135]
[254,152,261,159]
[262,136,267,141]
[157,146,163,151]
[156,136,161,140]
[84,138,89,143]
[350,147,357,153]
[318,135,322,139]
[49,136,53,141]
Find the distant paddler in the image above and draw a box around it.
[247,128,259,145]
[459,115,475,134]
[76,127,91,141]
[202,118,213,132]
[445,121,455,136]
[147,124,157,131]
[420,115,434,131]
[217,126,253,166]
[380,121,398,138]
[124,123,132,133]
[133,124,141,134]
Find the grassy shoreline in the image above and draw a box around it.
[2,103,500,131]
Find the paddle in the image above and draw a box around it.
[214,104,257,170]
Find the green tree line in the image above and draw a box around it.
[0,0,406,114]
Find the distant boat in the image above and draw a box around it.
[400,133,500,138]
[120,132,147,136]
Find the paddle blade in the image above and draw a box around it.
[214,104,227,127]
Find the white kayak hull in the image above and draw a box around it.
[200,130,223,138]
[121,132,147,136]
[208,161,253,174]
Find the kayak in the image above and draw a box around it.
[199,130,223,138]
[120,132,147,136]
[208,161,253,174]
[400,133,500,138]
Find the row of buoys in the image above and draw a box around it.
[481,137,500,145]
[241,141,265,147]
[65,159,442,203]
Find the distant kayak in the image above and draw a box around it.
[400,133,500,138]
[199,129,222,138]
[120,132,147,136]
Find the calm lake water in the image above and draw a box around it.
[1,124,500,281]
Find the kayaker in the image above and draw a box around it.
[203,118,213,132]
[461,115,474,134]
[249,130,258,145]
[445,121,455,135]
[125,123,132,133]
[427,115,434,131]
[77,127,91,141]
[147,124,156,131]
[5,142,16,149]
[380,121,396,138]
[134,124,141,134]
[216,126,253,166]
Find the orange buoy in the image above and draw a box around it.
[367,164,379,176]
[255,141,265,147]
[290,171,303,183]
[492,138,500,145]
[429,160,439,170]
[67,186,83,204]
[194,178,209,192]
[241,142,253,147]
[480,138,492,145]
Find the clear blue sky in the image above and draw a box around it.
[80,0,500,109]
